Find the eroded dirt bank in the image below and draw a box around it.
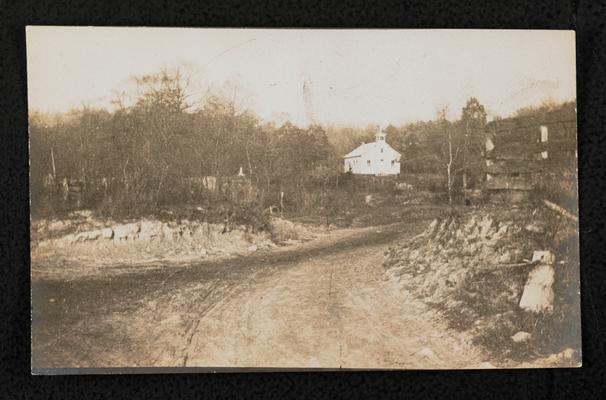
[31,212,321,280]
[384,204,581,368]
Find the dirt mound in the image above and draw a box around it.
[31,212,330,279]
[32,215,277,274]
[384,205,580,366]
[384,209,538,301]
[269,217,318,243]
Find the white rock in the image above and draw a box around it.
[418,347,438,361]
[477,361,497,369]
[511,331,532,343]
[139,221,161,241]
[525,223,546,234]
[561,348,577,360]
[247,244,258,252]
[161,223,176,240]
[113,223,141,241]
[101,227,113,239]
[76,229,102,241]
[180,225,192,240]
[519,264,555,313]
[532,250,556,265]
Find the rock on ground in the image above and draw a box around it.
[113,223,141,241]
[511,331,532,343]
[519,264,555,313]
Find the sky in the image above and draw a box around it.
[26,27,576,127]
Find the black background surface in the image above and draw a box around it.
[1,0,605,398]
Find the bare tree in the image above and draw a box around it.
[433,107,462,206]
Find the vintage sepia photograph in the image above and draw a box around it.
[28,27,580,371]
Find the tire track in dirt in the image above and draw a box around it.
[180,223,486,369]
[33,210,477,369]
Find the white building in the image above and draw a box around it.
[343,131,401,175]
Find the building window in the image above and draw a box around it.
[367,160,371,165]
[380,148,383,153]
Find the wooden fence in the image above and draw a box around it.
[484,106,577,205]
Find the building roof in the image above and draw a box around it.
[344,142,375,158]
[343,140,401,159]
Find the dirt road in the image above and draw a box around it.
[32,218,486,370]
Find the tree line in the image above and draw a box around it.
[29,67,575,221]
[29,69,345,219]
